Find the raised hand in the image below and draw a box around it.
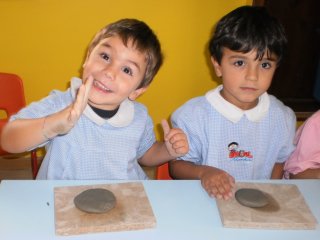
[66,76,93,130]
[42,76,93,139]
[161,119,189,158]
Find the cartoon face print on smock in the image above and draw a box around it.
[228,142,253,161]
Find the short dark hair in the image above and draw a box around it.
[209,6,287,64]
[87,18,163,88]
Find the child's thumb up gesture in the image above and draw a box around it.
[161,119,189,158]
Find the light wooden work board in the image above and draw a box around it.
[216,182,317,230]
[54,182,156,236]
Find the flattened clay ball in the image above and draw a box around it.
[235,188,269,208]
[74,188,116,213]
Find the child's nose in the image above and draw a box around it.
[245,66,258,81]
[103,64,117,81]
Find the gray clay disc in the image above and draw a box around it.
[74,188,116,213]
[235,188,269,208]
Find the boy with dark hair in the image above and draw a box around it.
[1,18,189,179]
[170,6,296,200]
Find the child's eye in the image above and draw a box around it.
[122,67,133,76]
[234,60,245,67]
[261,62,272,69]
[100,53,110,61]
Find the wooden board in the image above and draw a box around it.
[54,182,156,236]
[216,182,317,230]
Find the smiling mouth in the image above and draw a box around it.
[93,80,112,93]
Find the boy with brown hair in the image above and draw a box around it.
[1,18,189,179]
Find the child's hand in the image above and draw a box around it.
[161,119,189,158]
[66,76,93,129]
[43,76,93,138]
[200,166,235,200]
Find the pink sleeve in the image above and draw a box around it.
[284,111,320,175]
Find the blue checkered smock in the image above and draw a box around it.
[11,78,155,180]
[171,86,296,180]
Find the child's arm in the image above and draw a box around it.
[290,169,320,179]
[0,77,92,153]
[138,120,189,166]
[285,111,320,179]
[271,162,284,179]
[170,160,235,200]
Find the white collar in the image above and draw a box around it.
[70,77,134,127]
[205,85,270,123]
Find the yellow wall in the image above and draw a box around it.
[1,0,251,138]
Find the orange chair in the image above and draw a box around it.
[0,72,39,179]
[156,162,172,180]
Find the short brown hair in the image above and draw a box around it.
[86,19,163,88]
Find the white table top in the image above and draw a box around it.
[0,179,319,240]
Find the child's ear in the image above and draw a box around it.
[211,57,222,78]
[128,87,148,101]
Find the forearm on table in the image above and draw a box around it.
[0,118,47,153]
[169,160,210,179]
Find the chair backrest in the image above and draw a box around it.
[156,162,172,180]
[0,119,7,155]
[0,73,26,155]
[0,72,39,179]
[0,72,26,117]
